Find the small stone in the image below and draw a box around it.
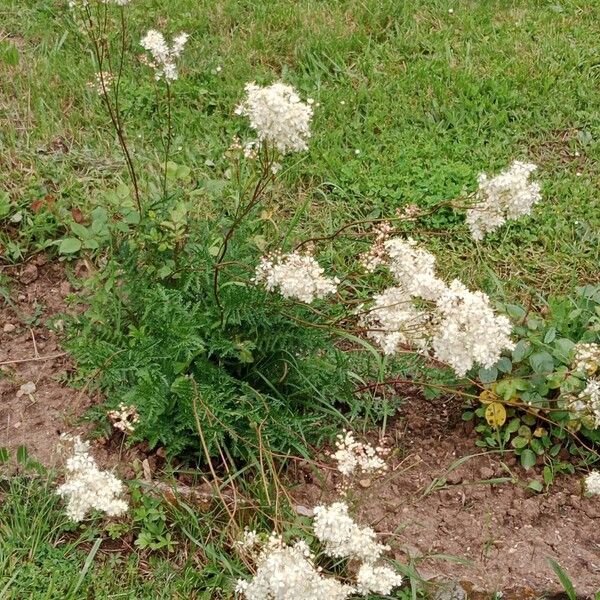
[432,580,467,600]
[16,381,36,398]
[19,264,38,284]
[293,504,314,517]
[479,466,494,479]
[446,471,463,485]
[359,478,372,488]
[59,281,72,297]
[3,323,16,333]
[17,294,26,301]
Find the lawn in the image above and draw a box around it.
[1,0,599,598]
[2,0,598,293]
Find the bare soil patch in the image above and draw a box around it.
[0,257,94,466]
[292,394,600,597]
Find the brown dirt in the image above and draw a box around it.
[0,257,94,467]
[292,394,600,598]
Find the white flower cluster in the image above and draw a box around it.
[235,533,354,600]
[361,287,431,355]
[236,502,402,599]
[331,430,388,477]
[56,435,128,522]
[572,342,600,376]
[432,280,514,377]
[362,237,514,376]
[313,502,402,596]
[140,30,188,82]
[577,379,600,428]
[235,82,314,154]
[355,562,404,596]
[107,403,139,434]
[87,71,115,94]
[359,222,393,272]
[466,160,541,240]
[384,238,446,301]
[312,502,388,563]
[254,251,338,304]
[584,471,600,496]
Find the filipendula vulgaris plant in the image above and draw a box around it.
[64,2,354,460]
[63,1,597,477]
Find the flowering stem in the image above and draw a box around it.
[212,148,274,314]
[162,82,173,199]
[82,5,141,213]
[293,198,472,252]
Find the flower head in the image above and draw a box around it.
[331,430,388,478]
[572,342,600,376]
[466,160,541,240]
[254,251,338,304]
[313,502,388,563]
[140,29,188,81]
[107,403,139,434]
[235,82,314,154]
[361,237,514,377]
[236,533,355,600]
[432,280,514,377]
[355,562,403,596]
[584,471,600,496]
[569,379,600,429]
[362,286,431,355]
[56,434,128,522]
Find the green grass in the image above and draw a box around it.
[0,473,423,599]
[0,476,230,599]
[1,0,599,297]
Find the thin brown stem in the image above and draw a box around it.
[212,146,274,313]
[83,5,141,212]
[162,82,172,198]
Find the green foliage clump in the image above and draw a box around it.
[466,285,600,474]
[67,199,353,460]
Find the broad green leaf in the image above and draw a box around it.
[520,449,537,470]
[58,237,82,254]
[83,238,100,250]
[496,357,513,374]
[478,366,498,384]
[505,304,526,320]
[511,436,528,449]
[517,425,532,439]
[553,338,575,363]
[512,339,531,362]
[506,418,521,433]
[529,351,554,374]
[70,222,90,238]
[91,206,108,224]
